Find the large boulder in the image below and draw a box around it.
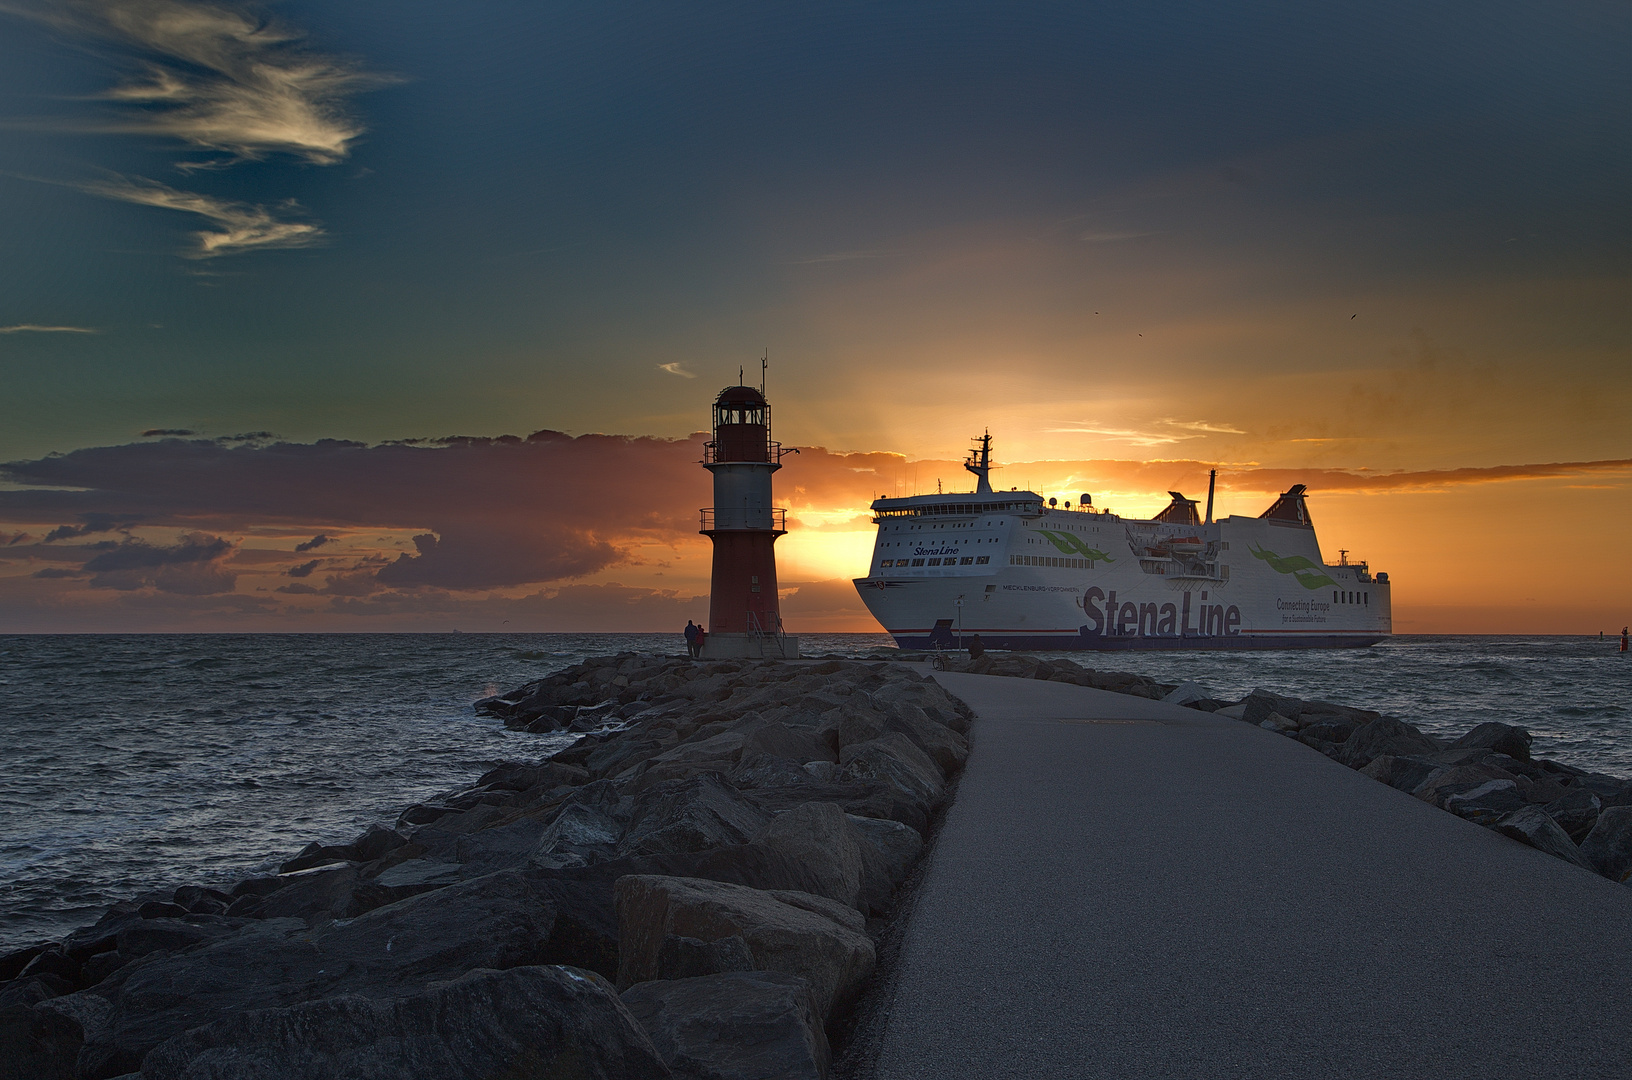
[1579,806,1632,883]
[532,780,630,867]
[615,876,874,1020]
[1449,722,1534,762]
[620,775,772,858]
[741,721,836,765]
[1543,788,1602,845]
[622,971,829,1080]
[1359,755,1441,794]
[1494,806,1594,869]
[751,802,867,909]
[0,1003,81,1080]
[839,733,944,805]
[139,966,669,1080]
[883,702,969,775]
[1339,717,1441,768]
[81,871,558,1077]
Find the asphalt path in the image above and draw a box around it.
[868,671,1632,1079]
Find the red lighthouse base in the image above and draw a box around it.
[700,531,800,659]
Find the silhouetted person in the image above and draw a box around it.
[967,633,986,660]
[684,620,700,658]
[1622,626,1628,653]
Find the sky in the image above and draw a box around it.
[0,0,1627,634]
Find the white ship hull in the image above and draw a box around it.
[852,484,1390,652]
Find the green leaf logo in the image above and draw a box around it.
[1036,529,1114,562]
[1248,543,1336,590]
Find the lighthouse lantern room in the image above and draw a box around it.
[699,379,800,658]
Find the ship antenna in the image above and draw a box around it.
[761,349,768,393]
[1205,468,1216,525]
[964,428,995,495]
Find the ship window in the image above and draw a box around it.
[911,558,925,566]
[881,559,895,567]
[927,558,942,566]
[1333,591,1338,603]
[960,557,974,565]
[976,556,989,564]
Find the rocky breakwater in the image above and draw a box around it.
[0,655,970,1080]
[938,652,1632,887]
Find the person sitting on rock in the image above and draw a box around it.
[967,633,986,660]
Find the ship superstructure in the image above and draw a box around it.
[853,435,1391,650]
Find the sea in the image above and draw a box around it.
[1,632,1627,951]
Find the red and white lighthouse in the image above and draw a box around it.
[699,379,799,658]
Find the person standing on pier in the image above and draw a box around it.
[684,620,701,658]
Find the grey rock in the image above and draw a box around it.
[82,871,557,1076]
[1413,764,1522,805]
[1579,805,1632,883]
[803,761,842,782]
[653,934,755,980]
[741,721,836,765]
[620,775,772,858]
[1359,755,1441,794]
[883,702,969,775]
[839,733,944,805]
[1441,780,1529,825]
[0,1003,81,1080]
[369,860,462,889]
[1494,806,1594,869]
[138,965,668,1080]
[1339,716,1441,768]
[848,814,924,884]
[622,971,829,1080]
[1162,681,1215,706]
[615,875,874,1020]
[752,802,866,909]
[1543,788,1602,845]
[115,918,246,961]
[731,753,820,790]
[1449,721,1534,762]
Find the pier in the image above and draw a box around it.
[864,672,1632,1078]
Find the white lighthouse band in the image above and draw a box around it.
[852,434,1391,651]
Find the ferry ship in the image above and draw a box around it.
[853,435,1391,651]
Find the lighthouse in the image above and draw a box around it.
[699,376,800,658]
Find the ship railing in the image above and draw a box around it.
[700,508,787,532]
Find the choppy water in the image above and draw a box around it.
[0,633,1626,950]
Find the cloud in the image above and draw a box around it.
[141,428,196,437]
[293,533,331,552]
[77,175,322,257]
[10,0,392,166]
[0,324,99,334]
[79,532,237,593]
[32,567,87,579]
[286,558,318,577]
[1046,417,1247,446]
[42,512,142,542]
[658,362,697,379]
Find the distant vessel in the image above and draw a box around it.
[853,434,1391,651]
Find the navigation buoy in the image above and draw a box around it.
[698,373,800,659]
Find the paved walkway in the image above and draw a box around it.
[870,672,1632,1079]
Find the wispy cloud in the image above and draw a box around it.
[1046,417,1245,446]
[8,0,393,166]
[658,362,697,379]
[78,175,321,256]
[0,324,100,334]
